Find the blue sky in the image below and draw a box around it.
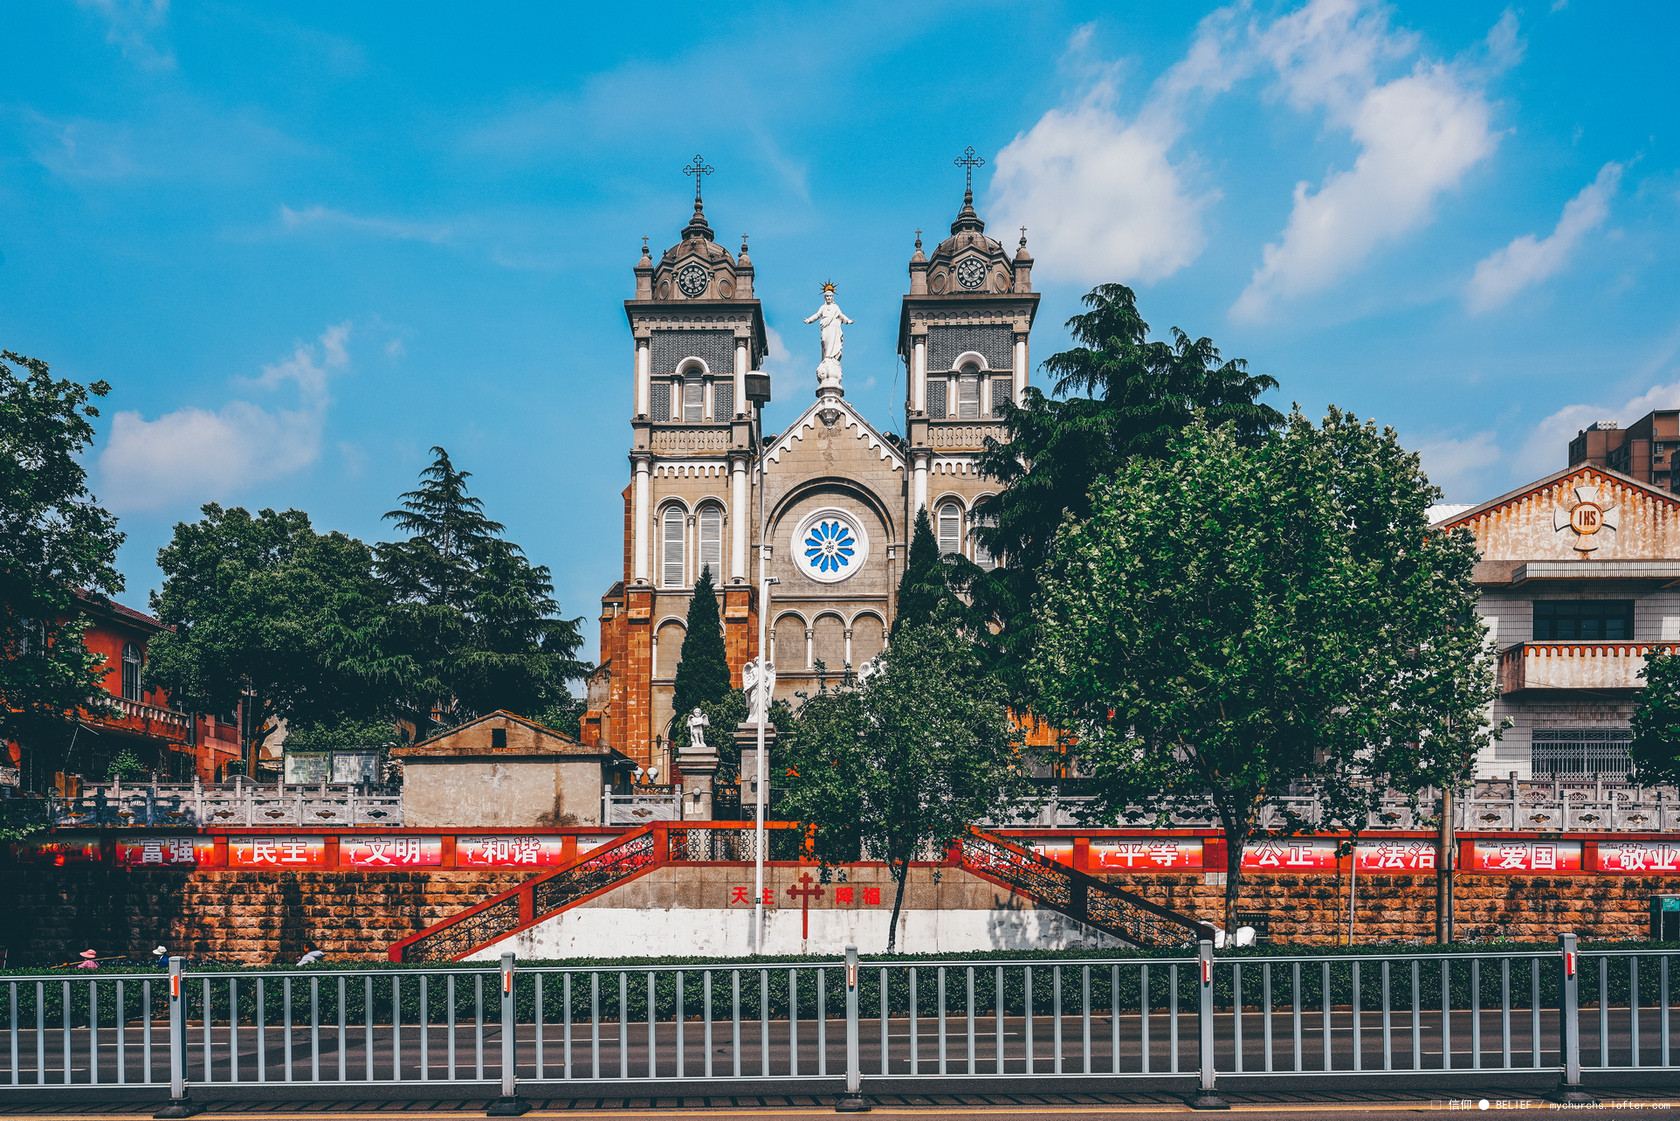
[4,1,1678,659]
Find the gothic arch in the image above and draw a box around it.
[769,476,900,544]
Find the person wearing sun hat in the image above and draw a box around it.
[76,949,98,969]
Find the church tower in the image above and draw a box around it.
[587,158,770,769]
[898,149,1040,559]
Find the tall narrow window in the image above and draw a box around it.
[957,364,981,419]
[649,380,672,421]
[937,503,963,556]
[972,503,998,570]
[697,505,723,578]
[991,376,1013,417]
[661,507,686,587]
[121,642,142,702]
[683,377,703,422]
[713,380,734,420]
[926,378,947,419]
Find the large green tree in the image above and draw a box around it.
[148,506,393,774]
[966,284,1282,698]
[891,507,959,637]
[1630,650,1680,786]
[0,352,126,791]
[780,624,1020,952]
[1030,410,1500,934]
[670,565,730,747]
[375,447,587,733]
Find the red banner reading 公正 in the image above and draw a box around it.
[1243,838,1339,871]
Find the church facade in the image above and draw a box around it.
[583,174,1039,772]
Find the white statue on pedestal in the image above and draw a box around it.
[803,284,853,392]
[685,707,710,752]
[742,655,777,725]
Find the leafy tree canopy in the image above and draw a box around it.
[0,351,125,788]
[1030,410,1499,934]
[892,507,962,638]
[1631,650,1680,786]
[671,565,731,747]
[966,284,1282,700]
[148,505,393,774]
[376,446,587,733]
[780,624,1021,952]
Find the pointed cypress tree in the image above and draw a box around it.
[671,565,731,745]
[892,507,949,637]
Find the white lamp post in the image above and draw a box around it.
[751,572,777,951]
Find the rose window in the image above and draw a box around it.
[804,520,856,574]
[791,509,869,584]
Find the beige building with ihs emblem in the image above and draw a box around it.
[584,166,1039,771]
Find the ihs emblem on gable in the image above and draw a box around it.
[1553,483,1619,553]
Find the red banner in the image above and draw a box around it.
[1595,840,1680,874]
[340,836,443,868]
[1244,838,1339,871]
[11,839,101,865]
[118,837,214,867]
[1088,839,1205,870]
[456,835,569,867]
[1468,840,1584,873]
[1354,839,1437,872]
[226,836,328,868]
[1030,842,1074,866]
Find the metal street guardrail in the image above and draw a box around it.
[3,939,1672,1114]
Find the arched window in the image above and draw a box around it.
[121,642,142,702]
[957,363,981,419]
[661,506,686,587]
[972,499,998,570]
[937,502,963,556]
[697,505,723,579]
[683,374,704,422]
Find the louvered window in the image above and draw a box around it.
[683,378,703,422]
[713,380,734,420]
[937,503,963,556]
[926,378,947,419]
[121,642,143,702]
[991,376,1013,416]
[698,506,723,579]
[649,381,671,421]
[972,506,997,570]
[957,365,981,419]
[661,507,686,587]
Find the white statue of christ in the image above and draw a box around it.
[804,287,853,390]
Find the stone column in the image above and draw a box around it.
[680,739,721,821]
[1013,332,1028,400]
[730,454,749,583]
[911,336,926,413]
[631,453,652,584]
[912,451,930,519]
[635,337,651,417]
[734,339,749,418]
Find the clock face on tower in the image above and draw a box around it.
[956,257,988,291]
[675,263,711,298]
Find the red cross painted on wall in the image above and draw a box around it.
[787,871,824,941]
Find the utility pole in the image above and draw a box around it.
[1437,786,1456,943]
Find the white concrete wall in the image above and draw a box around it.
[467,905,1124,961]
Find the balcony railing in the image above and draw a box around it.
[45,777,402,828]
[1498,641,1680,693]
[647,424,731,453]
[85,696,194,745]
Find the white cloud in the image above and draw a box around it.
[279,205,452,244]
[1514,378,1680,482]
[77,0,174,70]
[1415,429,1501,501]
[1231,0,1505,321]
[1465,162,1621,314]
[98,323,351,512]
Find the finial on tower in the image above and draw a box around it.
[1019,226,1027,246]
[680,154,716,241]
[914,228,922,249]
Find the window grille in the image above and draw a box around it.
[121,642,142,702]
[698,506,723,578]
[957,366,980,419]
[926,378,948,419]
[649,329,732,377]
[661,507,686,587]
[713,380,734,420]
[649,381,671,421]
[1533,600,1634,641]
[991,376,1014,416]
[683,378,703,422]
[927,324,1012,371]
[937,503,963,556]
[1531,728,1633,778]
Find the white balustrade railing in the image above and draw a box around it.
[47,776,402,828]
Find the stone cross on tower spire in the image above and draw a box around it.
[683,153,714,201]
[954,145,986,191]
[681,153,716,241]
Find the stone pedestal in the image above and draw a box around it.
[678,746,720,820]
[734,722,778,809]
